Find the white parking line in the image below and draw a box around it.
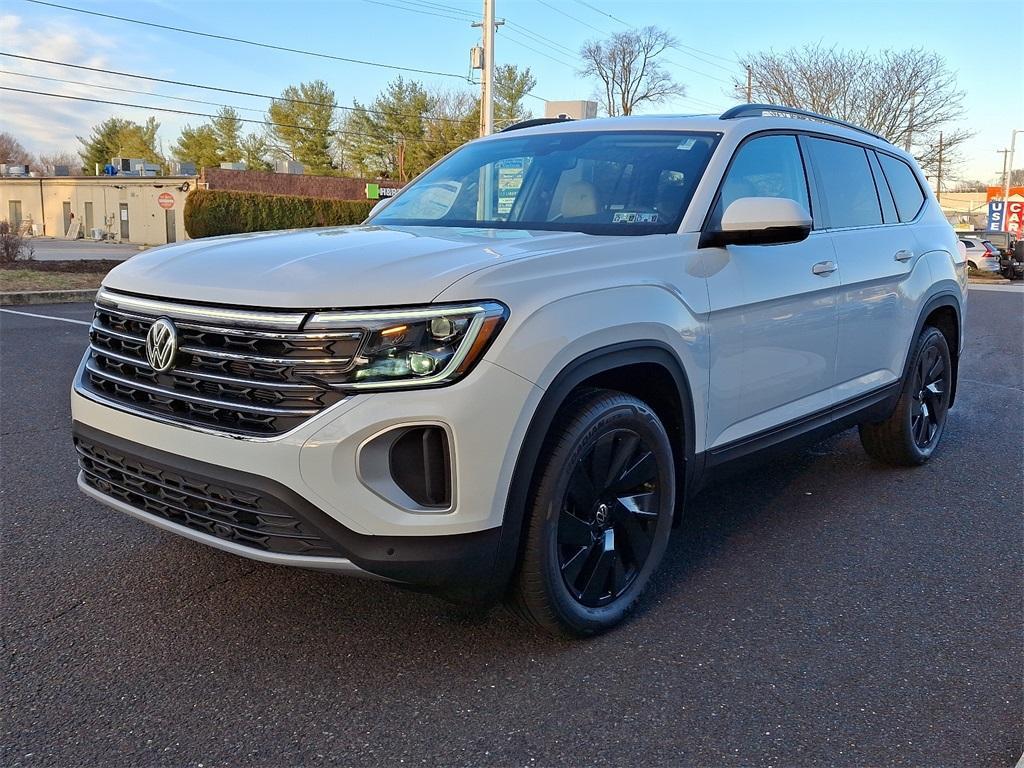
[970,283,1024,293]
[0,308,91,326]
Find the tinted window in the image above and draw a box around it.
[373,131,719,236]
[805,138,882,228]
[878,153,925,222]
[867,151,898,224]
[711,134,810,227]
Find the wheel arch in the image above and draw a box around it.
[491,341,698,600]
[908,292,962,407]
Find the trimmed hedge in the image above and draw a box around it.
[184,189,376,239]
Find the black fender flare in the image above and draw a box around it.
[487,341,698,602]
[903,291,963,407]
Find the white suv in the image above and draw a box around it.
[72,105,966,636]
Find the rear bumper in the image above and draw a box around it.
[73,422,505,603]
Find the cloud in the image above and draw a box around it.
[0,13,172,158]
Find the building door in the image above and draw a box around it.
[8,201,22,229]
[62,201,72,236]
[84,202,94,234]
[165,209,176,243]
[119,203,130,241]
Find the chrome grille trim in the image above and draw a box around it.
[96,287,307,330]
[89,346,322,391]
[81,290,363,436]
[84,360,320,417]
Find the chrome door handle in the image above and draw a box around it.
[812,261,837,276]
[894,249,914,262]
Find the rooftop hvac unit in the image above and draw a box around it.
[1,164,30,176]
[131,160,162,177]
[220,162,247,171]
[171,161,197,176]
[53,165,71,176]
[274,160,303,175]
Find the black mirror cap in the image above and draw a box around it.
[699,223,812,249]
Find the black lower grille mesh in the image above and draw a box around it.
[76,437,341,557]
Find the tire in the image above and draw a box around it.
[511,389,676,638]
[967,261,978,271]
[859,326,952,467]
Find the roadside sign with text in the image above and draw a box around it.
[158,193,175,210]
[987,200,1004,230]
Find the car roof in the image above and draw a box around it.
[484,109,904,158]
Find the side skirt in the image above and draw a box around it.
[696,382,901,485]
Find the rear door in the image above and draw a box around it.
[804,137,923,404]
[704,133,840,450]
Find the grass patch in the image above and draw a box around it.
[0,269,106,292]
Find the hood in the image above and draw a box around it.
[103,225,599,308]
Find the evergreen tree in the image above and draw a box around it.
[342,77,434,180]
[239,134,273,171]
[78,117,162,174]
[493,65,536,129]
[212,107,243,163]
[267,80,337,174]
[171,124,221,169]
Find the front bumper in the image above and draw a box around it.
[72,356,542,600]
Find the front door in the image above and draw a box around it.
[119,203,129,241]
[84,202,94,234]
[165,209,176,243]
[62,201,72,237]
[704,133,839,451]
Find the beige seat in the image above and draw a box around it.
[558,181,599,219]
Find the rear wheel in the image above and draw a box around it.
[511,390,675,637]
[967,260,978,271]
[859,326,952,466]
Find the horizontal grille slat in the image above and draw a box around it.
[80,293,361,436]
[76,437,342,556]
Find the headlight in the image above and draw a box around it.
[305,302,508,391]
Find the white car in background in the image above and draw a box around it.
[959,236,1001,272]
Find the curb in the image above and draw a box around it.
[967,277,1011,285]
[0,289,98,306]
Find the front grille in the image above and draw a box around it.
[79,293,363,436]
[76,437,341,557]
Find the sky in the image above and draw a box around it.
[0,0,1021,182]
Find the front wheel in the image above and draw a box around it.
[511,390,676,637]
[859,326,952,466]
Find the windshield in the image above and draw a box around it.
[369,130,720,236]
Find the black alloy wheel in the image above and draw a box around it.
[910,340,949,450]
[859,326,953,467]
[557,428,661,608]
[511,389,676,637]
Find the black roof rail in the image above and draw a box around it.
[500,117,573,133]
[720,104,889,143]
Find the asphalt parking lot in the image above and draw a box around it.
[1,285,1022,768]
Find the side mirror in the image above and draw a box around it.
[700,196,812,248]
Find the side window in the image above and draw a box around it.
[878,153,925,222]
[804,137,882,229]
[867,151,899,224]
[710,134,810,228]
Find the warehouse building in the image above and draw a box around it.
[0,174,197,245]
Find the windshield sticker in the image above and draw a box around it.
[613,212,659,224]
[676,138,697,151]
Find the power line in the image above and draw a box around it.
[0,68,265,113]
[23,0,470,80]
[568,0,739,67]
[0,86,464,145]
[0,52,477,125]
[533,0,608,35]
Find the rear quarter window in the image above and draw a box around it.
[878,153,926,222]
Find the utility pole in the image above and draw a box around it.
[1002,129,1020,209]
[472,0,503,137]
[936,131,943,203]
[745,66,752,103]
[904,92,916,153]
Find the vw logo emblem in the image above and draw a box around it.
[145,317,178,372]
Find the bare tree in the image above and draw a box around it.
[0,132,33,166]
[35,151,80,175]
[579,27,685,116]
[739,45,970,181]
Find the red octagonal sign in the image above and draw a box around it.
[158,192,175,210]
